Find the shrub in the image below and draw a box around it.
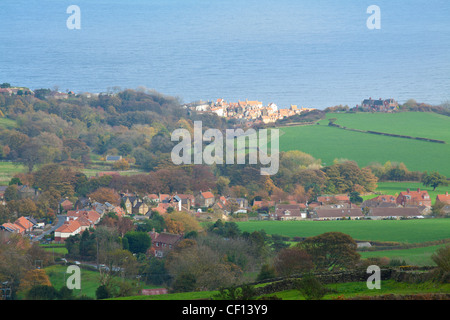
[294,273,328,300]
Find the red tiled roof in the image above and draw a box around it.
[15,216,34,230]
[436,192,450,204]
[201,192,214,199]
[56,220,81,233]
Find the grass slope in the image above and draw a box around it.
[279,112,450,176]
[236,219,450,244]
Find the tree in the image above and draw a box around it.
[431,245,450,273]
[294,273,328,300]
[349,191,363,204]
[297,232,360,271]
[88,187,121,206]
[273,247,314,277]
[422,171,448,191]
[19,269,52,294]
[25,285,58,300]
[123,231,151,254]
[256,264,276,281]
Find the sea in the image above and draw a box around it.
[0,0,449,109]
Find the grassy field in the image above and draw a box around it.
[113,280,450,300]
[45,265,157,299]
[319,112,450,143]
[359,244,447,266]
[279,112,450,176]
[236,219,450,244]
[0,161,27,185]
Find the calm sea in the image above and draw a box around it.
[0,0,449,109]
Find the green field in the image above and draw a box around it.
[0,161,27,185]
[359,244,447,266]
[236,219,450,244]
[319,112,450,143]
[279,112,450,176]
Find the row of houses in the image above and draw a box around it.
[0,216,42,234]
[54,210,102,242]
[254,189,450,221]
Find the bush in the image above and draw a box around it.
[294,273,328,300]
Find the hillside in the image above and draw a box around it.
[279,112,450,176]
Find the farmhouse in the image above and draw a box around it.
[59,199,73,212]
[196,191,215,207]
[54,220,82,242]
[396,188,431,207]
[368,207,422,220]
[361,97,398,112]
[436,192,450,215]
[105,155,122,162]
[149,230,183,258]
[362,195,398,208]
[312,204,364,220]
[271,208,305,221]
[1,216,36,234]
[317,195,350,205]
[436,192,450,204]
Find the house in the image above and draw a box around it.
[436,192,450,204]
[317,195,350,205]
[14,216,34,233]
[75,197,90,210]
[1,223,24,234]
[0,186,8,200]
[54,220,82,242]
[195,191,215,207]
[368,207,422,220]
[148,230,183,258]
[271,208,305,221]
[435,192,450,215]
[146,194,159,203]
[361,195,398,208]
[105,155,122,162]
[132,201,150,215]
[67,210,101,226]
[153,203,175,215]
[1,216,35,234]
[59,199,73,212]
[122,196,145,214]
[361,98,398,112]
[396,188,432,207]
[17,185,39,199]
[312,205,364,220]
[252,200,275,209]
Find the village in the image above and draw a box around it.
[1,180,449,259]
[186,98,317,125]
[185,96,400,125]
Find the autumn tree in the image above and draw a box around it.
[18,269,52,294]
[88,187,121,206]
[297,232,360,271]
[273,247,314,277]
